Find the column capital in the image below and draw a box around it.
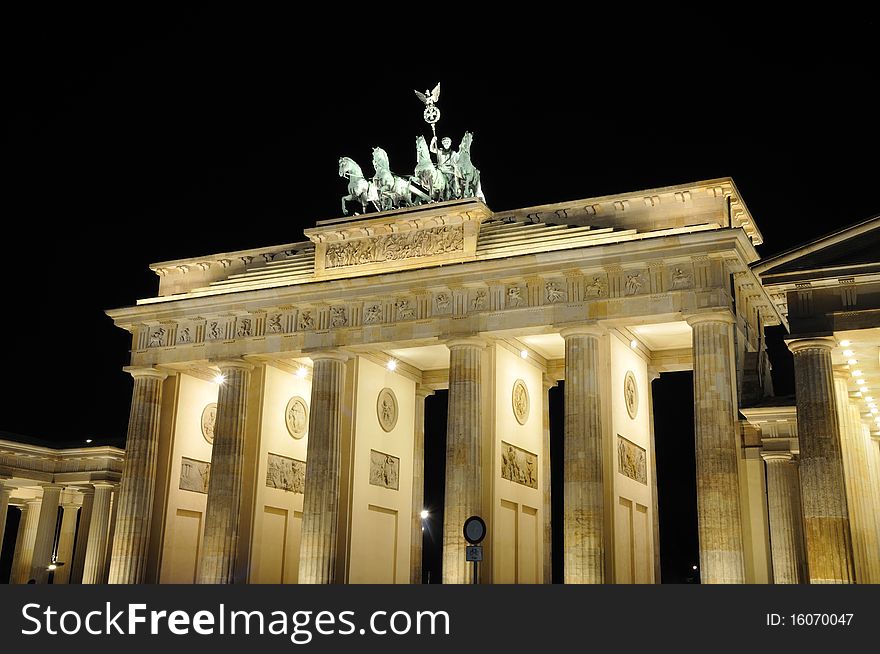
[307,350,351,363]
[445,336,488,350]
[559,323,605,339]
[761,451,794,463]
[685,310,735,327]
[542,374,558,392]
[415,385,435,400]
[91,481,116,491]
[832,366,852,380]
[123,366,168,380]
[786,337,836,354]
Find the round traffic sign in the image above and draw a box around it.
[463,515,486,544]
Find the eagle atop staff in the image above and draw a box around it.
[414,82,441,109]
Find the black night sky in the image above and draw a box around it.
[3,9,878,583]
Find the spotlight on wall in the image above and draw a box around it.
[387,359,397,371]
[85,439,93,444]
[420,509,429,520]
[840,340,852,347]
[848,359,858,365]
[213,373,226,385]
[843,350,855,357]
[869,403,877,409]
[47,564,57,571]
[853,370,864,377]
[856,379,866,385]
[630,339,638,349]
[296,366,308,379]
[866,397,876,402]
[520,349,528,359]
[692,565,698,571]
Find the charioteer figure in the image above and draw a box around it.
[429,135,461,199]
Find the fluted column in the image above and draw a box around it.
[788,338,854,583]
[410,386,433,584]
[82,483,114,584]
[688,312,745,583]
[197,360,254,584]
[542,375,557,584]
[12,499,41,583]
[832,370,869,582]
[107,367,167,584]
[30,485,62,584]
[860,414,880,582]
[52,491,80,584]
[762,453,807,584]
[442,338,484,584]
[844,402,880,583]
[0,486,10,562]
[299,352,348,584]
[561,325,605,584]
[69,487,94,584]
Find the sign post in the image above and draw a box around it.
[463,515,487,585]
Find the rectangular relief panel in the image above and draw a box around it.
[634,503,650,584]
[266,453,306,494]
[496,499,518,584]
[162,509,202,583]
[179,457,210,494]
[617,436,647,485]
[615,497,634,584]
[359,505,398,583]
[518,505,539,584]
[369,450,400,490]
[500,441,538,489]
[256,506,288,584]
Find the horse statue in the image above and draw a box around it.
[414,135,447,202]
[457,131,485,202]
[371,147,429,210]
[338,156,380,215]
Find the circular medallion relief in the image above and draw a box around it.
[201,403,217,444]
[377,388,398,432]
[624,371,639,420]
[285,396,309,439]
[512,379,530,425]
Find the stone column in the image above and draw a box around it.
[52,491,80,584]
[69,487,94,584]
[442,338,484,584]
[82,483,114,584]
[107,367,168,584]
[197,360,254,584]
[561,325,605,584]
[788,338,855,583]
[542,375,557,584]
[762,453,807,584]
[832,370,869,582]
[0,486,10,561]
[845,402,880,583]
[410,386,433,584]
[12,499,41,583]
[299,352,348,584]
[688,312,745,584]
[30,484,63,583]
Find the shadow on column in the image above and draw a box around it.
[653,371,700,583]
[423,390,448,584]
[0,509,21,583]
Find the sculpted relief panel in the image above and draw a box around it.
[325,225,464,269]
[369,450,400,490]
[501,441,538,489]
[180,457,211,494]
[266,453,306,494]
[285,396,309,439]
[617,436,647,485]
[201,403,217,444]
[377,388,398,432]
[512,379,530,425]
